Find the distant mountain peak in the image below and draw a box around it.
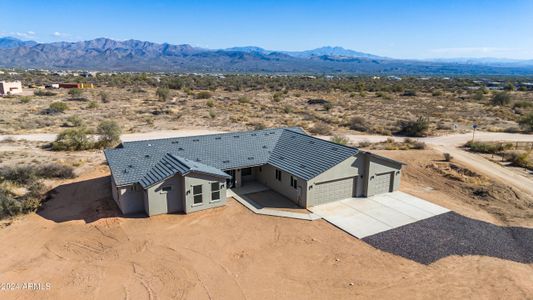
[0,36,37,49]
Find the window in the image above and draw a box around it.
[290,176,297,189]
[192,185,203,205]
[241,168,252,176]
[211,182,221,202]
[161,186,172,193]
[275,169,282,181]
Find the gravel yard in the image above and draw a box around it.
[363,212,533,265]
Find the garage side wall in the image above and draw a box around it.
[364,154,402,197]
[306,155,362,207]
[184,173,227,214]
[144,175,184,216]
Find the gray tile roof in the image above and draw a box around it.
[104,127,359,188]
[139,153,231,189]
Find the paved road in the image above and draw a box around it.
[1,129,533,195]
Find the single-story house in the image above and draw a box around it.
[104,127,404,216]
[0,81,22,96]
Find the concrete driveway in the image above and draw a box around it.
[309,192,449,238]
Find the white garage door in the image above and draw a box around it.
[314,177,355,206]
[371,172,393,195]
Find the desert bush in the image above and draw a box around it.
[323,102,333,111]
[402,90,417,97]
[251,122,266,130]
[506,152,531,170]
[195,91,212,99]
[206,99,214,107]
[238,96,250,104]
[330,135,349,145]
[99,91,110,103]
[0,165,37,185]
[357,140,371,148]
[97,120,121,148]
[272,92,283,102]
[51,127,93,151]
[63,115,84,127]
[156,87,170,101]
[68,88,83,98]
[208,109,216,119]
[513,101,533,109]
[34,89,56,96]
[397,116,430,137]
[491,92,511,106]
[35,164,75,179]
[47,101,68,114]
[87,100,98,109]
[443,153,453,162]
[472,90,484,101]
[518,113,533,132]
[19,96,32,103]
[283,105,293,114]
[309,122,332,135]
[431,90,443,97]
[464,141,511,154]
[0,190,21,218]
[349,116,369,132]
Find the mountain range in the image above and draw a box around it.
[0,37,532,75]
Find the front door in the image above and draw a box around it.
[226,170,236,188]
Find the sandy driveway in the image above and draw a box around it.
[2,129,533,195]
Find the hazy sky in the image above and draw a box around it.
[1,0,533,59]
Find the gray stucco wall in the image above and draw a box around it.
[364,154,402,197]
[114,183,144,215]
[255,164,307,207]
[144,175,184,216]
[306,155,362,207]
[184,173,227,214]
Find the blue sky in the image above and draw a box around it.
[1,0,533,59]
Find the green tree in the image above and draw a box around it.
[97,120,122,147]
[51,127,93,151]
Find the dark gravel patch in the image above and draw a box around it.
[363,212,533,265]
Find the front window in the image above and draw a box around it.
[211,182,221,202]
[193,185,203,205]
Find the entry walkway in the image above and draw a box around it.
[228,182,321,221]
[309,191,450,238]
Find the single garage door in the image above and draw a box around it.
[313,177,355,206]
[369,172,393,195]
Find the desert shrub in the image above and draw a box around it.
[272,92,283,102]
[206,99,214,107]
[506,152,531,169]
[323,102,333,111]
[34,89,56,96]
[503,82,516,91]
[491,92,511,106]
[402,90,417,96]
[63,115,84,127]
[251,122,266,130]
[208,109,216,119]
[99,91,110,103]
[432,90,443,97]
[0,165,37,185]
[51,127,93,151]
[357,140,371,148]
[238,96,250,104]
[330,135,349,145]
[156,87,170,101]
[47,101,68,114]
[397,117,429,137]
[36,164,75,179]
[87,100,98,109]
[518,113,533,132]
[97,120,121,148]
[0,190,21,218]
[19,96,32,103]
[195,91,212,99]
[472,90,484,101]
[68,88,83,98]
[513,101,533,109]
[443,153,453,162]
[283,105,293,114]
[349,116,369,132]
[464,141,511,154]
[309,122,331,135]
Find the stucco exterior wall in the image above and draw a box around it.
[306,155,362,207]
[144,175,184,216]
[184,173,227,214]
[364,154,402,197]
[114,183,144,215]
[255,164,307,207]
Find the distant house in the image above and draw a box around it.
[58,83,94,89]
[0,81,23,96]
[104,128,404,216]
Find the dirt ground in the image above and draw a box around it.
[1,149,533,299]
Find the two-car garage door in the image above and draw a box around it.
[313,177,355,206]
[369,172,393,196]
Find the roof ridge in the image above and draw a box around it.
[121,127,302,146]
[279,128,359,151]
